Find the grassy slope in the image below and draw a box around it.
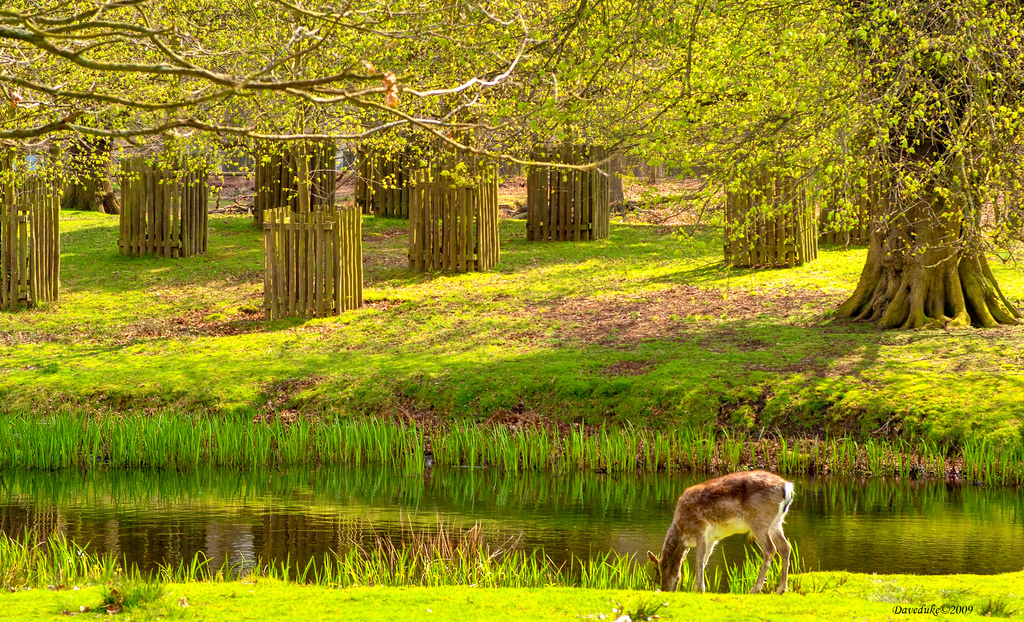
[4,572,1023,621]
[1,211,1023,445]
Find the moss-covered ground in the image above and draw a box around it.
[1,210,1023,446]
[3,572,1022,621]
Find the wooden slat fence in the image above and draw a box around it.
[408,167,500,272]
[355,149,419,217]
[119,158,209,258]
[526,145,610,242]
[725,172,817,268]
[263,205,363,320]
[1,152,60,310]
[254,142,335,227]
[819,170,886,245]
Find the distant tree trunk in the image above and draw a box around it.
[838,186,1021,328]
[62,138,120,214]
[609,153,624,209]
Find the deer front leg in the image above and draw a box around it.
[693,538,708,592]
[750,531,777,594]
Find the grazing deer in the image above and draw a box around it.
[647,470,794,594]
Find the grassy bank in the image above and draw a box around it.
[0,530,1020,620]
[5,578,1022,621]
[1,211,1023,448]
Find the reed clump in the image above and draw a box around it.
[0,528,653,591]
[0,525,799,594]
[0,531,119,590]
[1,413,1020,485]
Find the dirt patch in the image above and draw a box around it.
[500,175,527,191]
[209,174,254,215]
[377,397,582,443]
[106,292,266,343]
[254,375,324,422]
[616,178,718,226]
[363,228,409,272]
[164,304,265,338]
[362,227,407,243]
[364,250,408,271]
[3,292,271,347]
[365,298,404,312]
[479,405,593,441]
[549,285,841,347]
[208,174,359,215]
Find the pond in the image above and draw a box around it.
[2,466,1022,578]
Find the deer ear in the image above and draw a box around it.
[647,550,660,565]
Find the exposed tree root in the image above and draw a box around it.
[837,184,1022,329]
[838,225,1021,329]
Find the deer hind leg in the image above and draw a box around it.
[771,524,792,594]
[749,525,777,594]
[773,482,795,594]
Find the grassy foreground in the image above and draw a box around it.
[1,211,1023,447]
[3,573,1023,621]
[1,530,1020,620]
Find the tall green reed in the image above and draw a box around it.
[1,412,1020,484]
[0,527,657,591]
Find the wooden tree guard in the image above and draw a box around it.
[725,174,818,268]
[118,158,209,258]
[526,145,610,241]
[262,205,363,320]
[253,141,335,227]
[354,149,419,217]
[819,171,886,245]
[408,167,500,272]
[1,153,60,310]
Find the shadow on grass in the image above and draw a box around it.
[59,216,264,295]
[282,314,894,432]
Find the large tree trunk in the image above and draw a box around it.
[62,138,120,214]
[838,187,1021,329]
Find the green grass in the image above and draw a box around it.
[1,211,1023,451]
[3,574,1023,621]
[3,530,1022,620]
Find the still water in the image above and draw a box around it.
[2,466,1022,576]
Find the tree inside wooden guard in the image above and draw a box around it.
[1,152,60,310]
[263,205,363,320]
[526,145,610,241]
[354,149,419,217]
[118,158,209,258]
[819,170,887,246]
[408,167,500,272]
[724,173,818,268]
[253,141,335,227]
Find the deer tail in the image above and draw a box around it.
[780,481,795,516]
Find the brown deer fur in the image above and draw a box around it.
[647,470,794,594]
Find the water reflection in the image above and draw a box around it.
[1,467,1021,577]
